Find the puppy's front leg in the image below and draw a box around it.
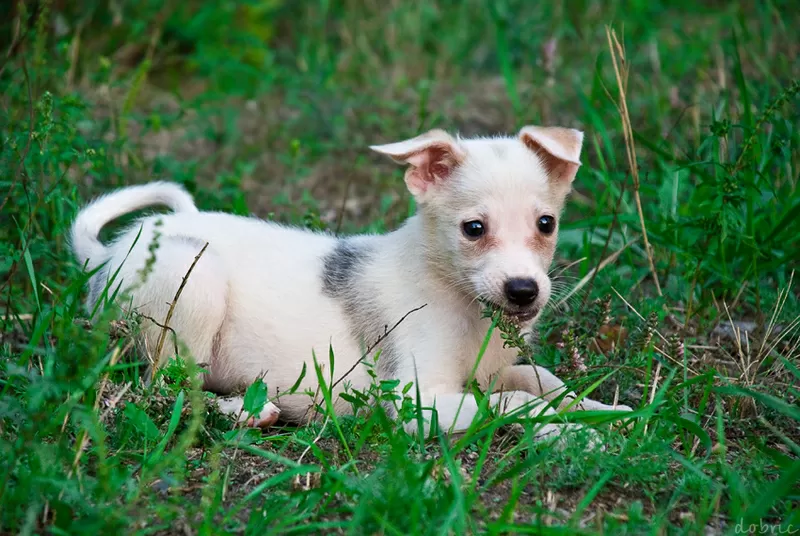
[407,391,568,443]
[495,365,632,413]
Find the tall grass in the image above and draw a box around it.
[1,1,798,533]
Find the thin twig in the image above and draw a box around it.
[137,312,180,358]
[643,361,662,435]
[334,176,354,235]
[0,55,34,215]
[330,304,427,392]
[605,26,662,296]
[0,313,32,321]
[1,55,37,343]
[0,0,32,80]
[66,21,84,89]
[151,242,209,379]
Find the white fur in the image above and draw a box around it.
[72,125,631,441]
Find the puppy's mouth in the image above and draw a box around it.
[484,301,539,324]
[503,308,538,324]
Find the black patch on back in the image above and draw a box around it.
[321,239,400,380]
[322,240,371,298]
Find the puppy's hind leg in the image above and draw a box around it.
[117,238,282,428]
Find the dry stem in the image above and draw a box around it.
[605,26,662,296]
[151,242,209,380]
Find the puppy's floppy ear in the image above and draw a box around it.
[518,126,583,184]
[370,129,466,197]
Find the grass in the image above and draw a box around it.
[1,1,799,533]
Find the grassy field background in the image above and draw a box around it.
[1,1,799,534]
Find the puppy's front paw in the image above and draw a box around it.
[570,398,633,413]
[612,403,633,413]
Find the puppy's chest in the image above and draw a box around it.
[436,315,516,378]
[473,324,520,379]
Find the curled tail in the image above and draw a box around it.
[71,181,198,268]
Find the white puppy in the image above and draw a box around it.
[71,125,631,440]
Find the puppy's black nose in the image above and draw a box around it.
[504,278,539,306]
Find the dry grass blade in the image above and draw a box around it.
[723,301,751,384]
[556,238,637,309]
[550,257,588,280]
[59,344,127,500]
[605,26,662,296]
[758,270,794,358]
[722,271,799,386]
[297,416,330,467]
[644,361,662,435]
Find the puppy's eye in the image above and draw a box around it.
[537,216,556,234]
[462,220,486,240]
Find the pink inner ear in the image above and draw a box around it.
[403,144,459,195]
[522,135,580,183]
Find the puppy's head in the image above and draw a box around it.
[371,125,583,324]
